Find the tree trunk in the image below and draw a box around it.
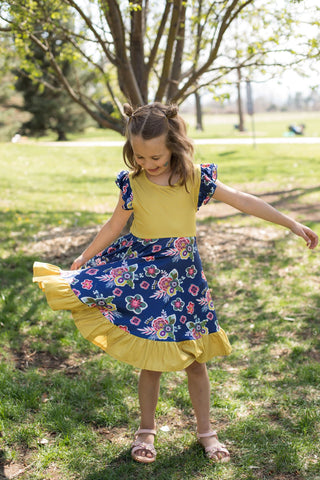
[195,92,203,131]
[236,65,245,132]
[57,129,67,141]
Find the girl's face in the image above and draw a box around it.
[131,134,172,178]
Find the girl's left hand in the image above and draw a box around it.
[290,222,318,249]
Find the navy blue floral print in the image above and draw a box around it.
[60,164,220,344]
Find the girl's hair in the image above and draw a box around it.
[123,102,194,187]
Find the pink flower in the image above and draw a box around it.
[87,268,98,275]
[180,315,187,324]
[130,316,141,326]
[187,302,194,314]
[152,245,162,252]
[118,325,129,333]
[108,247,116,254]
[112,288,122,296]
[188,284,199,296]
[81,279,93,290]
[140,281,150,290]
[72,288,81,297]
[144,256,155,262]
[174,237,189,251]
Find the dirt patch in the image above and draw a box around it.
[2,343,93,375]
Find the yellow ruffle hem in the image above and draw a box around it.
[33,261,232,372]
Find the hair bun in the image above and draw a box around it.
[166,104,178,119]
[123,103,134,118]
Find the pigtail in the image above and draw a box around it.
[123,103,134,118]
[165,104,178,119]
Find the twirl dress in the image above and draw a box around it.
[33,164,231,371]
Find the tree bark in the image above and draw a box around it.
[236,65,245,132]
[195,92,203,131]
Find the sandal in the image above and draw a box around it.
[131,428,157,464]
[197,431,230,463]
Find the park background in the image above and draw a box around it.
[1,1,320,479]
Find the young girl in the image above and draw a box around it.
[33,102,318,465]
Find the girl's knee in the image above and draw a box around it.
[141,369,162,378]
[185,361,207,376]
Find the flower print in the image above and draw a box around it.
[72,288,81,297]
[81,279,93,290]
[140,281,150,290]
[82,295,116,311]
[144,264,160,278]
[186,265,197,279]
[171,297,185,312]
[118,325,129,333]
[206,289,215,310]
[152,313,176,340]
[201,270,206,280]
[187,317,209,340]
[95,258,107,266]
[206,312,214,320]
[173,237,194,260]
[180,315,187,324]
[130,316,141,326]
[123,246,138,260]
[155,269,183,299]
[86,268,98,275]
[107,247,116,254]
[125,294,148,314]
[110,264,138,288]
[152,245,162,253]
[143,255,155,262]
[174,237,189,251]
[187,301,195,314]
[152,317,167,331]
[138,238,158,246]
[158,276,172,291]
[188,284,199,296]
[197,288,215,312]
[113,288,123,296]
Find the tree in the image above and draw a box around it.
[0,0,318,133]
[12,27,91,140]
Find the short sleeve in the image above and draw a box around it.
[197,164,218,209]
[115,170,133,210]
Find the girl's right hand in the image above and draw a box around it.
[71,254,87,270]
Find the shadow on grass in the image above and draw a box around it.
[198,184,320,224]
[83,443,220,480]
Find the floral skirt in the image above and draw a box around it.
[33,234,231,371]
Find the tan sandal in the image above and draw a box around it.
[197,431,230,463]
[131,428,157,464]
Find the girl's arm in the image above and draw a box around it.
[71,194,133,270]
[213,181,318,250]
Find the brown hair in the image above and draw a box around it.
[122,102,194,187]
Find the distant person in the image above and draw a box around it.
[288,124,305,135]
[33,102,318,465]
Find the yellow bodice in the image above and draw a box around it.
[129,165,201,238]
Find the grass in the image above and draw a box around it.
[5,110,320,142]
[0,141,319,480]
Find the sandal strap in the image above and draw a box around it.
[197,430,217,439]
[131,442,157,456]
[135,428,156,436]
[205,444,229,455]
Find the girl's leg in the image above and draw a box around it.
[134,369,162,459]
[185,361,229,461]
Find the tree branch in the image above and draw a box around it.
[155,0,182,102]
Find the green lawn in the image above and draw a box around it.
[0,142,319,479]
[5,110,320,142]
